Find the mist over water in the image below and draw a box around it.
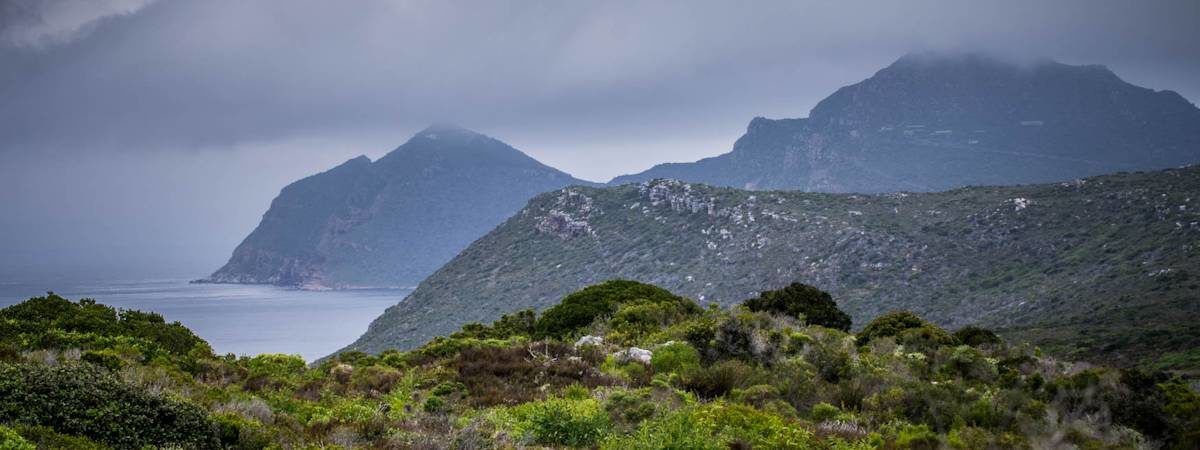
[0,278,410,362]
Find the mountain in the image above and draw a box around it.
[344,166,1200,369]
[610,53,1200,191]
[201,125,590,289]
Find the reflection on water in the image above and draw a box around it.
[0,278,410,362]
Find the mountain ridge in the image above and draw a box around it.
[344,165,1200,369]
[610,53,1200,191]
[199,125,591,289]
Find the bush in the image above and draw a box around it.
[0,294,209,358]
[505,397,611,448]
[535,280,699,339]
[811,402,840,421]
[453,343,612,406]
[650,342,700,375]
[609,301,700,342]
[604,389,660,429]
[858,311,956,347]
[953,326,1002,347]
[601,408,721,450]
[695,403,813,448]
[0,426,33,450]
[744,283,851,331]
[940,346,997,382]
[454,309,537,339]
[893,423,939,449]
[0,362,218,449]
[80,349,123,371]
[681,360,763,399]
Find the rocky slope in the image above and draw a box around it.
[200,125,589,289]
[345,166,1200,368]
[611,53,1200,192]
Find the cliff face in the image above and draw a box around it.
[611,53,1200,191]
[345,166,1200,368]
[202,125,589,289]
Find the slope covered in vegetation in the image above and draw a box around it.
[347,166,1200,371]
[2,286,1198,449]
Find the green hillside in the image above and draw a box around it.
[347,167,1200,370]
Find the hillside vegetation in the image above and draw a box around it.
[1,286,1198,449]
[346,167,1200,371]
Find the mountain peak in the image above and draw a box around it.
[417,123,480,138]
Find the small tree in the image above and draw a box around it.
[953,326,1002,347]
[743,283,851,331]
[858,311,956,347]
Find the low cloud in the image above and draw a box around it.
[1,0,1198,277]
[0,0,156,48]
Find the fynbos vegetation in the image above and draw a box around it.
[2,284,1197,449]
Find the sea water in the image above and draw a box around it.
[0,278,410,362]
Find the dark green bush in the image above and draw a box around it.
[744,283,851,331]
[80,349,123,371]
[535,280,699,339]
[0,294,210,361]
[859,311,956,347]
[0,363,218,449]
[681,360,763,399]
[953,326,1003,347]
[454,309,537,339]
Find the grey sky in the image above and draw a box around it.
[2,0,1198,279]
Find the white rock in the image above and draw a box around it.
[574,335,604,348]
[614,347,653,365]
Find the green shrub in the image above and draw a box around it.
[604,389,659,429]
[940,346,997,382]
[609,301,700,342]
[811,402,840,421]
[505,397,611,448]
[431,380,466,396]
[650,342,700,375]
[681,360,763,399]
[0,363,217,449]
[952,326,1002,347]
[423,396,445,413]
[695,403,813,448]
[893,423,939,449]
[535,280,699,339]
[0,295,209,358]
[744,282,851,331]
[858,311,956,348]
[601,408,721,450]
[80,349,124,371]
[0,426,34,450]
[9,425,107,450]
[454,309,537,339]
[212,412,272,450]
